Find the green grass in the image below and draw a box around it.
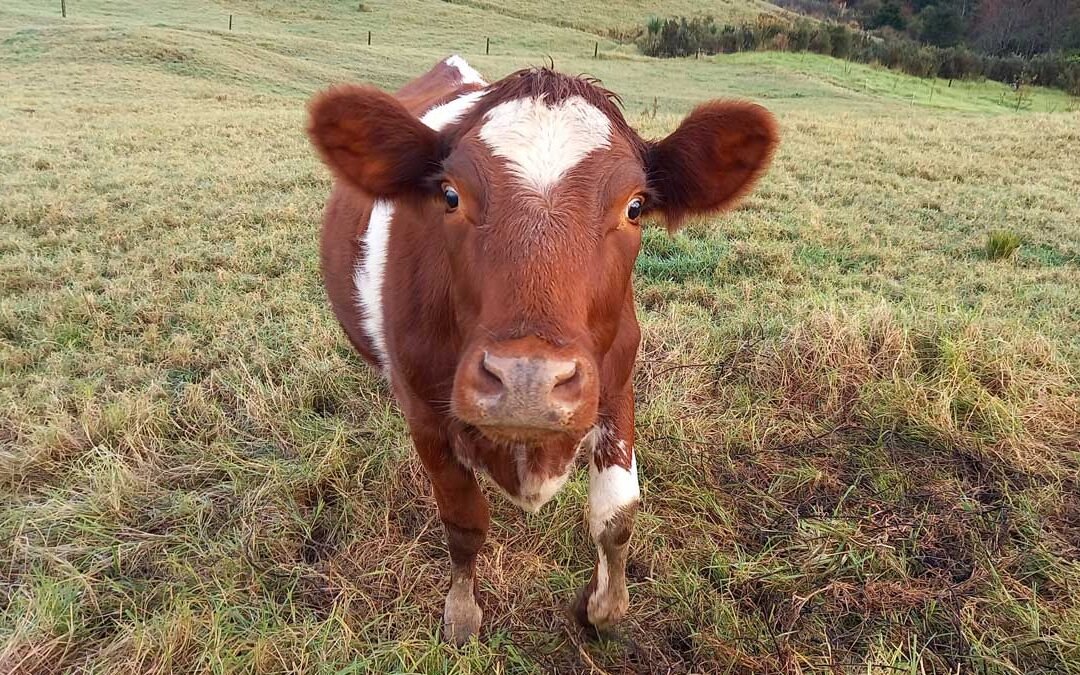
[2,1,1080,673]
[986,230,1023,261]
[437,0,780,38]
[735,51,1080,114]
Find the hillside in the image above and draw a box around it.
[2,1,1079,673]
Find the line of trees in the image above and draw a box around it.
[771,0,1080,56]
[637,16,1080,95]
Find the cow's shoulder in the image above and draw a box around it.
[396,55,488,118]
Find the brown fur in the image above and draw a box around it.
[308,86,441,197]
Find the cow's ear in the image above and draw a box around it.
[645,101,778,230]
[308,85,440,197]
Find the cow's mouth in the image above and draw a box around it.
[470,421,587,445]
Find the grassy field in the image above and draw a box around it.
[2,1,1080,673]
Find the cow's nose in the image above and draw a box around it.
[456,343,597,434]
[481,351,579,394]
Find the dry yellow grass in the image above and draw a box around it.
[2,1,1080,673]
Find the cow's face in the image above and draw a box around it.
[309,69,777,443]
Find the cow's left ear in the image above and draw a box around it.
[645,101,778,230]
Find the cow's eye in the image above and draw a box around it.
[443,185,460,211]
[626,197,644,221]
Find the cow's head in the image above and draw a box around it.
[309,68,777,442]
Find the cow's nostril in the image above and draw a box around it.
[474,351,509,398]
[480,351,506,384]
[551,360,578,388]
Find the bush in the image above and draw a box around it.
[789,19,814,52]
[984,55,1026,86]
[638,16,721,57]
[808,25,832,55]
[770,32,792,52]
[939,47,981,81]
[637,15,1080,96]
[907,46,943,78]
[828,23,854,59]
[1061,58,1080,96]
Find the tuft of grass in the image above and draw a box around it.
[986,229,1023,260]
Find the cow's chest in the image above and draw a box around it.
[453,438,582,513]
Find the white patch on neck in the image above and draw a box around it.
[478,95,612,192]
[588,438,639,538]
[420,89,486,131]
[353,199,393,376]
[445,54,487,86]
[508,442,580,513]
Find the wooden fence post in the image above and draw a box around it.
[229,14,233,30]
[486,37,490,55]
[61,0,66,17]
[594,41,598,58]
[367,30,371,46]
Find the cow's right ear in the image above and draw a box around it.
[307,85,440,197]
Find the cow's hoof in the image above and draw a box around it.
[572,583,628,632]
[443,586,482,646]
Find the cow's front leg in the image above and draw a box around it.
[413,430,489,645]
[573,413,640,631]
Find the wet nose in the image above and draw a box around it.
[456,343,597,433]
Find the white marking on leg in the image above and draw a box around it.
[588,445,639,538]
[445,54,487,86]
[594,546,609,597]
[479,96,611,193]
[421,89,486,131]
[583,428,636,627]
[353,199,393,376]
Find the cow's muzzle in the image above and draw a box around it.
[452,337,599,439]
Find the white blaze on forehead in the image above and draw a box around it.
[353,198,393,376]
[588,441,639,538]
[420,89,485,131]
[445,54,487,86]
[479,95,612,192]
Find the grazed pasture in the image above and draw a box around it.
[2,1,1079,673]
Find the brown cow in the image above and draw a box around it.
[308,55,777,644]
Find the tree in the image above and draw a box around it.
[918,4,964,46]
[869,0,908,30]
[974,0,1078,55]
